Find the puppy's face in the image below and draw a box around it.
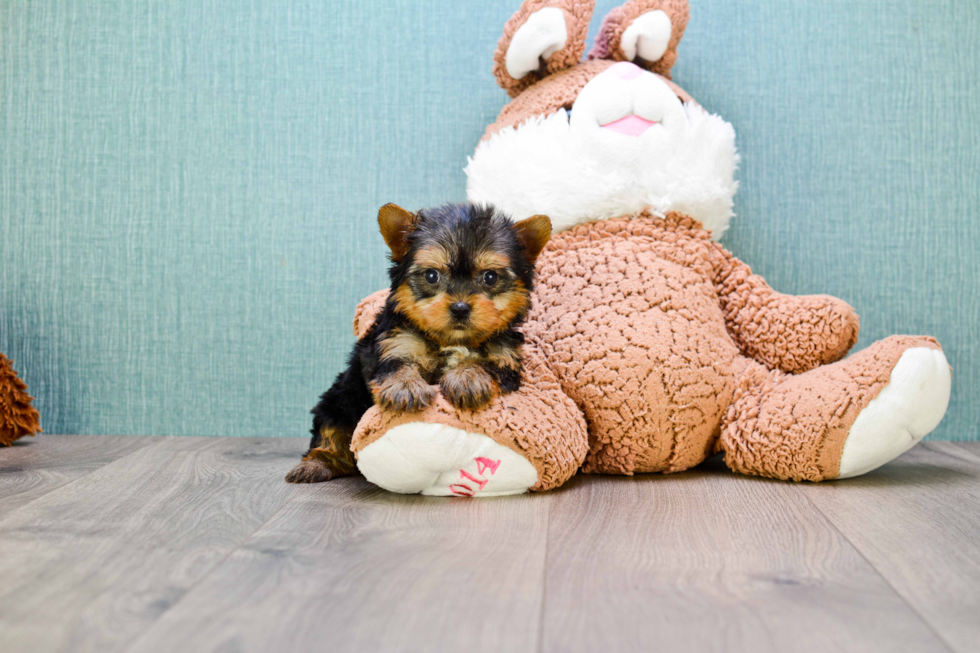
[378,204,550,347]
[397,243,524,347]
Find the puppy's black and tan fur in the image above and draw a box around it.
[286,203,551,484]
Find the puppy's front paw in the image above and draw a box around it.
[441,365,497,410]
[373,367,436,413]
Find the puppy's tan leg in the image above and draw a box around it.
[285,425,357,483]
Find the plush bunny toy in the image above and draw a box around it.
[344,0,951,496]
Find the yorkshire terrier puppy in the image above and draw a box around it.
[286,202,552,484]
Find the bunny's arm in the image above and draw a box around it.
[709,244,859,374]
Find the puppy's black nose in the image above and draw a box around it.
[450,302,471,319]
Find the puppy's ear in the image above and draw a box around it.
[513,214,552,264]
[378,204,416,261]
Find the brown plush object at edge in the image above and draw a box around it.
[0,353,41,446]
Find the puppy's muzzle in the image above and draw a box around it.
[449,302,472,320]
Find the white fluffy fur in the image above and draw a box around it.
[466,102,739,239]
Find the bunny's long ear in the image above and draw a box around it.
[589,0,689,79]
[493,0,596,98]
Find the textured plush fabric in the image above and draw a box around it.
[352,341,589,492]
[493,0,597,97]
[710,247,859,374]
[528,212,864,475]
[0,0,976,440]
[589,0,690,78]
[349,0,951,492]
[350,213,943,486]
[483,59,693,140]
[468,97,736,234]
[0,354,41,446]
[719,335,942,481]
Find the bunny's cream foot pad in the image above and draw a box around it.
[838,347,951,479]
[356,422,537,497]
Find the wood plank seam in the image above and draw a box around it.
[536,467,956,652]
[0,435,308,652]
[117,477,552,652]
[535,495,553,653]
[795,488,958,653]
[119,484,304,653]
[949,442,980,464]
[0,435,162,527]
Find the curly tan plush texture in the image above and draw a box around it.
[352,341,589,492]
[718,334,942,481]
[528,212,862,476]
[493,0,597,98]
[343,0,950,494]
[351,214,939,487]
[0,353,41,446]
[588,0,690,78]
[482,59,694,140]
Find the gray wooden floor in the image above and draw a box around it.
[0,436,978,653]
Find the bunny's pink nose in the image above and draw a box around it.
[609,61,642,80]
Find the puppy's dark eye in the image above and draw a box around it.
[423,270,440,285]
[482,271,498,287]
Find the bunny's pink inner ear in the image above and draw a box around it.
[589,0,690,79]
[493,0,596,98]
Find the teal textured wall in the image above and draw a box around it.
[1,1,977,439]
